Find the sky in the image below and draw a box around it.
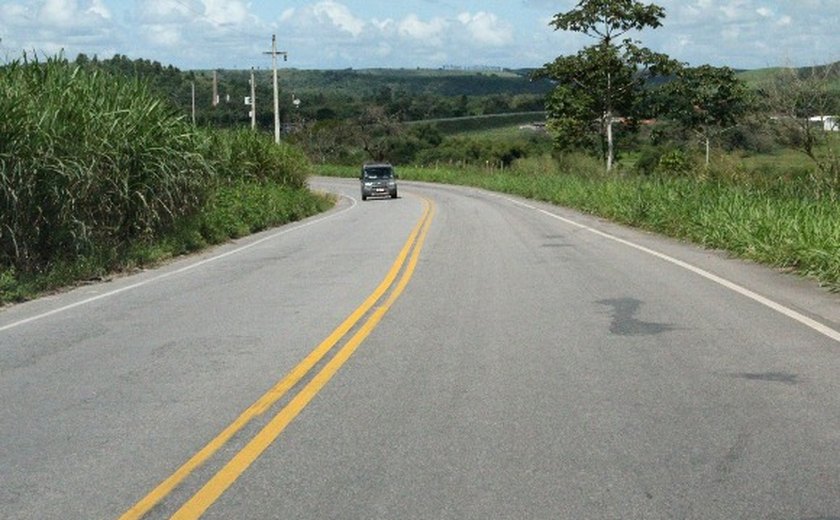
[0,0,838,71]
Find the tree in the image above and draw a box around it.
[657,65,751,166]
[761,63,840,198]
[292,119,357,164]
[355,105,404,162]
[535,0,679,171]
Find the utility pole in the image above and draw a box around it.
[191,81,196,125]
[212,70,219,107]
[263,34,287,144]
[249,67,256,130]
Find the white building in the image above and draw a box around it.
[808,115,839,131]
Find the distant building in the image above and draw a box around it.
[808,115,839,131]
[519,122,547,132]
[440,64,505,73]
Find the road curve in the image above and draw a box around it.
[1,177,838,519]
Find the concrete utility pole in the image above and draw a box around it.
[191,81,196,125]
[250,67,256,130]
[263,34,287,144]
[212,70,219,107]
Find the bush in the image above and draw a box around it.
[720,123,778,154]
[550,152,604,178]
[414,135,545,168]
[198,181,332,243]
[631,146,701,176]
[633,146,665,175]
[657,149,696,176]
[204,129,312,188]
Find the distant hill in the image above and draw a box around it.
[188,67,552,126]
[217,67,554,98]
[67,55,840,129]
[737,62,840,90]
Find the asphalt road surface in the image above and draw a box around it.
[1,177,838,519]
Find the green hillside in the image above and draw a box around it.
[270,68,550,97]
[202,67,551,108]
[175,66,551,127]
[738,62,840,91]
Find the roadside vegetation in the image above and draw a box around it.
[2,0,838,302]
[0,56,331,305]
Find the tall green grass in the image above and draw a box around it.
[0,55,212,272]
[0,57,332,305]
[204,128,312,188]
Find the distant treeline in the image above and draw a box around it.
[66,54,840,129]
[69,54,552,130]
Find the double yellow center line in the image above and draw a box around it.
[121,197,435,519]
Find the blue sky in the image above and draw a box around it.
[1,1,838,70]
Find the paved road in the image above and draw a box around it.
[1,177,838,519]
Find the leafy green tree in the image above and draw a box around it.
[535,0,679,171]
[657,65,750,165]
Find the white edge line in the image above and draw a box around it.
[509,199,536,210]
[524,204,840,344]
[0,194,357,333]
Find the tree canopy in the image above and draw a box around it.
[549,0,665,42]
[537,0,679,170]
[656,65,751,164]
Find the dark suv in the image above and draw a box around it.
[360,163,398,200]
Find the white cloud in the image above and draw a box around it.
[1,0,837,71]
[38,0,110,28]
[87,0,110,19]
[40,0,76,26]
[371,18,395,33]
[279,8,296,23]
[271,7,521,68]
[456,11,513,46]
[137,0,191,23]
[143,24,183,47]
[203,0,251,27]
[0,2,33,27]
[398,14,448,43]
[136,0,254,27]
[0,0,116,61]
[312,1,365,37]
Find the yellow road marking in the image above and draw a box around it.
[171,200,435,519]
[120,198,432,520]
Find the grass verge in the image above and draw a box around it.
[0,182,333,305]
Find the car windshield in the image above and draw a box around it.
[364,167,393,179]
